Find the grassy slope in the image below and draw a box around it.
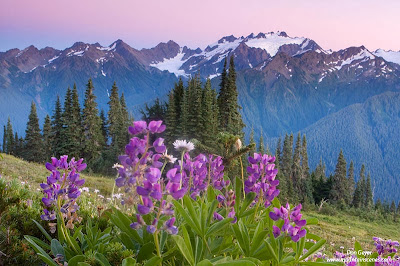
[1,153,399,254]
[0,153,115,196]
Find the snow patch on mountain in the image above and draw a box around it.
[245,32,306,56]
[335,49,375,70]
[97,42,117,51]
[373,49,400,65]
[150,49,188,77]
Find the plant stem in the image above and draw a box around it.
[154,231,161,263]
[239,156,245,196]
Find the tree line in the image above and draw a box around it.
[1,79,131,173]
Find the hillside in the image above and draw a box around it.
[0,153,399,254]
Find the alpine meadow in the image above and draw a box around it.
[1,1,400,265]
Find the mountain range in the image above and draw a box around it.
[1,31,400,201]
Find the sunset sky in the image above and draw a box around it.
[1,0,400,52]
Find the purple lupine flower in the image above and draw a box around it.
[373,237,400,256]
[128,121,147,135]
[245,153,279,207]
[148,121,166,134]
[213,212,224,221]
[269,203,307,242]
[153,138,166,154]
[163,217,178,235]
[39,156,86,222]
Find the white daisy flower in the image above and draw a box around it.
[81,187,89,193]
[173,140,195,152]
[113,163,123,169]
[162,149,177,164]
[94,189,100,194]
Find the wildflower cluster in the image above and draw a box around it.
[115,120,178,235]
[245,153,279,208]
[373,237,400,255]
[269,203,307,242]
[214,189,237,223]
[40,156,86,231]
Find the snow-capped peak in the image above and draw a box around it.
[373,49,400,65]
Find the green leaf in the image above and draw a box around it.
[206,185,216,203]
[137,242,155,262]
[306,218,319,225]
[197,259,213,266]
[299,239,326,261]
[234,176,243,214]
[206,218,233,237]
[184,196,202,235]
[144,256,162,266]
[77,263,91,266]
[51,239,65,258]
[214,258,257,265]
[238,192,256,217]
[171,235,195,266]
[27,235,50,251]
[67,255,86,266]
[281,255,295,264]
[295,236,306,261]
[122,257,137,266]
[32,219,52,242]
[173,199,202,236]
[95,252,111,266]
[24,235,58,266]
[265,240,279,263]
[194,236,204,264]
[120,232,137,250]
[250,220,267,255]
[306,233,321,241]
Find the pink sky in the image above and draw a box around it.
[1,0,400,52]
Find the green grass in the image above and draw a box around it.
[1,153,399,256]
[0,153,115,196]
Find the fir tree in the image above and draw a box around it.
[108,82,123,151]
[14,132,20,156]
[5,117,14,154]
[120,93,131,144]
[187,75,203,139]
[249,126,255,154]
[352,165,366,208]
[60,87,74,155]
[99,109,108,145]
[200,79,218,147]
[259,131,265,154]
[346,161,355,206]
[292,133,302,201]
[301,135,309,178]
[375,198,382,212]
[51,96,63,157]
[24,102,43,162]
[2,125,6,153]
[365,172,373,209]
[330,150,347,205]
[140,98,167,122]
[275,137,282,169]
[218,56,244,137]
[82,78,104,164]
[42,114,52,159]
[70,84,83,158]
[390,200,396,216]
[179,88,190,138]
[166,91,177,145]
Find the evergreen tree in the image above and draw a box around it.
[14,132,20,156]
[120,93,131,144]
[301,135,309,178]
[346,161,355,206]
[42,114,52,159]
[5,117,14,154]
[390,200,396,216]
[200,79,218,147]
[179,88,190,138]
[365,173,373,209]
[292,133,302,201]
[249,126,255,154]
[140,98,167,122]
[375,198,382,212]
[396,203,400,222]
[2,125,6,153]
[99,109,108,145]
[60,87,74,155]
[108,82,124,151]
[166,91,177,145]
[353,165,366,208]
[51,96,63,157]
[218,56,244,137]
[70,84,83,158]
[82,79,104,164]
[282,134,292,178]
[275,137,282,169]
[24,102,43,162]
[259,131,265,154]
[330,150,347,205]
[187,75,203,139]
